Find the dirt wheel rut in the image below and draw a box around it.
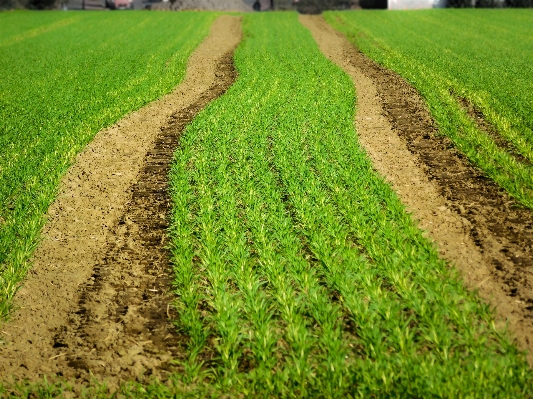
[53,52,238,384]
[0,15,241,386]
[301,15,533,364]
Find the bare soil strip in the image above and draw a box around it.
[301,15,533,364]
[0,15,241,386]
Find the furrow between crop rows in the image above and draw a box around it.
[53,50,237,385]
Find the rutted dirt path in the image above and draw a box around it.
[0,15,241,386]
[301,15,533,364]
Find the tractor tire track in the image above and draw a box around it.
[301,14,533,365]
[0,15,241,387]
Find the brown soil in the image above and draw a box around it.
[0,15,241,387]
[300,15,533,364]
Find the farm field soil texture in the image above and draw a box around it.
[0,10,217,321]
[166,12,532,397]
[0,9,532,398]
[325,8,533,358]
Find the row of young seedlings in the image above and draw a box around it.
[169,13,532,397]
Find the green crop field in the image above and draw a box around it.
[326,9,533,209]
[168,12,531,397]
[0,11,216,320]
[1,9,533,398]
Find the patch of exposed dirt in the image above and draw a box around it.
[0,15,241,387]
[301,15,533,364]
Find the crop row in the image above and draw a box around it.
[0,11,216,320]
[326,9,533,209]
[168,12,532,397]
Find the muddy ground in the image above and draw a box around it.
[0,15,241,388]
[301,15,533,364]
